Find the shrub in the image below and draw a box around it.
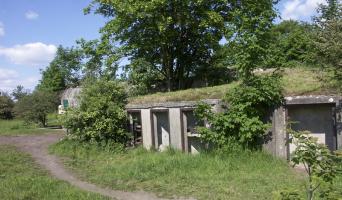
[195,74,283,150]
[62,79,129,144]
[13,91,58,126]
[0,93,14,119]
[288,129,341,200]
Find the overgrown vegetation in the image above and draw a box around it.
[50,140,307,200]
[195,74,283,150]
[0,92,14,120]
[0,145,108,200]
[13,91,58,127]
[285,129,342,200]
[314,0,342,91]
[62,79,128,145]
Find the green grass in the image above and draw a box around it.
[0,113,63,136]
[50,140,310,200]
[0,119,62,136]
[0,145,108,200]
[129,67,339,104]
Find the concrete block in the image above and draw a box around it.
[169,108,183,150]
[141,109,153,149]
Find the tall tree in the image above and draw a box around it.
[11,85,29,101]
[314,0,342,90]
[266,20,315,68]
[37,46,82,92]
[86,0,278,91]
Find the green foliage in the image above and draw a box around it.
[195,74,283,150]
[0,93,14,120]
[0,119,61,136]
[86,0,278,91]
[38,46,83,92]
[289,129,341,200]
[314,0,342,91]
[267,20,315,68]
[227,0,277,80]
[11,85,29,101]
[13,91,58,127]
[61,79,128,144]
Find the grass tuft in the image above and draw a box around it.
[0,145,108,200]
[50,139,308,200]
[128,67,340,104]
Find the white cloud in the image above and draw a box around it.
[0,68,38,92]
[0,68,19,91]
[25,10,39,20]
[0,22,4,37]
[0,42,57,66]
[281,0,325,20]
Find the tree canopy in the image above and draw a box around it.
[86,0,278,92]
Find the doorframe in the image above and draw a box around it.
[150,109,170,149]
[127,109,143,146]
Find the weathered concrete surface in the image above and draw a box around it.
[169,108,183,150]
[285,95,341,105]
[153,111,170,151]
[141,109,153,149]
[273,106,287,158]
[126,99,220,109]
[287,104,336,151]
[336,101,342,149]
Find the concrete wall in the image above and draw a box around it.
[169,108,183,150]
[336,101,342,149]
[127,96,342,158]
[287,104,336,151]
[141,109,153,149]
[264,106,287,158]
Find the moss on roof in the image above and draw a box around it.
[128,67,339,104]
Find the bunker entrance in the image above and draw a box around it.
[287,104,336,152]
[128,111,142,146]
[182,110,205,153]
[152,111,170,151]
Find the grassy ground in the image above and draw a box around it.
[50,140,310,200]
[0,113,62,136]
[129,67,339,104]
[0,145,108,200]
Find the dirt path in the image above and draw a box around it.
[0,133,195,200]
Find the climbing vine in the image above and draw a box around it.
[195,74,283,150]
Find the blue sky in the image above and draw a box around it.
[0,0,325,92]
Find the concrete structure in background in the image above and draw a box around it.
[127,99,222,153]
[58,87,82,114]
[127,96,342,159]
[58,88,342,159]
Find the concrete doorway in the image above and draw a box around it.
[287,104,336,152]
[152,111,170,151]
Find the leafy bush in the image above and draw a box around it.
[13,91,58,127]
[62,79,129,144]
[0,93,14,119]
[195,74,283,150]
[288,129,341,200]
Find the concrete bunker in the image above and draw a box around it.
[58,88,342,159]
[126,100,220,152]
[127,96,342,159]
